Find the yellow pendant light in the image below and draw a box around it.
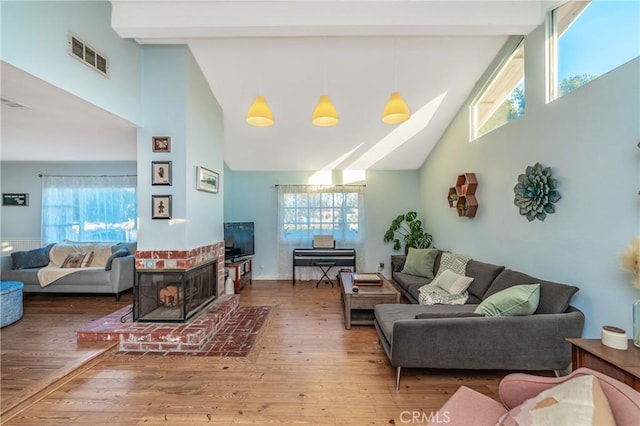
[382,91,410,124]
[312,39,338,127]
[246,95,274,127]
[312,95,339,127]
[382,38,410,124]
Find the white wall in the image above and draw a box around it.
[419,25,640,337]
[0,1,142,125]
[223,169,421,279]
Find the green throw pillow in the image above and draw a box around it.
[474,284,540,317]
[402,248,438,279]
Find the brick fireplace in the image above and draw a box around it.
[133,241,226,323]
[134,259,217,322]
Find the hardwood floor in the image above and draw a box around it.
[1,281,509,425]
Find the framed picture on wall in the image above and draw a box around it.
[151,161,172,185]
[152,195,172,219]
[196,166,219,194]
[2,193,29,206]
[152,136,171,153]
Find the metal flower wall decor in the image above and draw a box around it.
[513,162,561,222]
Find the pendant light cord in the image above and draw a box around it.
[323,37,328,94]
[393,38,398,91]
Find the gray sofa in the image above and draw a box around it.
[0,242,136,301]
[374,253,585,389]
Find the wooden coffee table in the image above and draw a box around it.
[339,272,400,329]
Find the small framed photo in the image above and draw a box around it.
[152,136,171,153]
[152,195,172,219]
[196,166,219,194]
[152,161,172,186]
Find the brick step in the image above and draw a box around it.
[77,295,240,353]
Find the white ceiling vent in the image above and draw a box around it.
[68,33,109,77]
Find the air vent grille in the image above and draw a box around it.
[68,33,108,77]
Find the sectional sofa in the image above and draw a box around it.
[0,242,136,301]
[374,250,585,389]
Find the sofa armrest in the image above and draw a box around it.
[391,255,407,274]
[109,254,135,293]
[499,367,640,425]
[0,255,13,274]
[432,385,507,426]
[389,307,585,370]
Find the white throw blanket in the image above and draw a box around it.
[37,242,113,287]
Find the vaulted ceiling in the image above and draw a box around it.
[2,1,552,170]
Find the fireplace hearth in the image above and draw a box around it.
[134,259,217,322]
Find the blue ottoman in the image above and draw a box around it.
[1,281,24,327]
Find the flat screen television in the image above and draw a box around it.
[224,222,255,261]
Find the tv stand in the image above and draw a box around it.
[225,258,252,294]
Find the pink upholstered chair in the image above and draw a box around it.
[431,368,640,425]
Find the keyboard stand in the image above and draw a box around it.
[315,262,336,287]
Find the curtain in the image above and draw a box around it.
[41,175,137,244]
[276,184,365,281]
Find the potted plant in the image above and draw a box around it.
[457,201,467,216]
[383,211,433,252]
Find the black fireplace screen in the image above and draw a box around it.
[134,260,217,322]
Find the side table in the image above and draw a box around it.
[225,258,252,294]
[567,338,640,391]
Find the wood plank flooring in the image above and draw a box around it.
[1,281,510,425]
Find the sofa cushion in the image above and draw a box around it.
[419,284,469,305]
[393,272,431,300]
[112,242,137,255]
[475,284,540,317]
[61,252,94,268]
[50,242,113,268]
[432,269,474,294]
[485,269,579,314]
[105,248,129,271]
[465,260,506,300]
[434,252,470,278]
[11,246,51,269]
[375,304,477,341]
[402,248,439,279]
[497,375,615,426]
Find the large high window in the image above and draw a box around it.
[470,39,525,140]
[41,175,137,244]
[548,0,640,100]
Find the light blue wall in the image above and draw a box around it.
[1,1,142,125]
[185,49,224,246]
[223,169,421,279]
[419,25,640,338]
[137,45,224,250]
[0,162,136,240]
